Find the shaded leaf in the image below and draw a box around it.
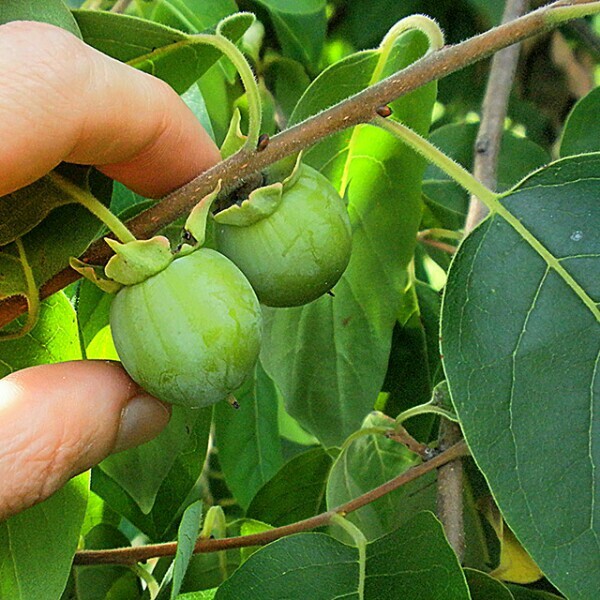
[75,524,140,600]
[506,585,563,600]
[214,363,284,510]
[559,86,600,156]
[0,174,84,247]
[0,202,104,301]
[441,153,600,598]
[98,405,212,515]
[246,447,334,526]
[423,123,550,229]
[0,0,80,35]
[365,512,470,599]
[464,568,514,600]
[214,532,359,600]
[148,0,237,34]
[248,0,326,70]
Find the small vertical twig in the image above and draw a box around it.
[438,0,529,562]
[111,0,133,13]
[464,0,529,233]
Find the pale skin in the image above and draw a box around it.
[0,21,221,520]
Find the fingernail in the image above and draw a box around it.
[112,394,171,454]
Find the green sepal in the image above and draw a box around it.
[214,154,303,227]
[183,181,222,246]
[104,236,173,285]
[69,257,122,294]
[220,109,246,159]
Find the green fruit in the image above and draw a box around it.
[110,248,262,408]
[214,164,352,307]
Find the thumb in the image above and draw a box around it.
[0,360,170,520]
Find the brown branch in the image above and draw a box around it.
[73,440,469,566]
[465,0,529,232]
[436,420,466,562]
[0,0,596,328]
[438,0,529,564]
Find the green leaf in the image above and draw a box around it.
[0,0,80,36]
[505,585,563,600]
[73,11,253,93]
[0,173,83,247]
[214,364,284,509]
[214,512,469,599]
[330,0,420,50]
[98,405,212,515]
[0,203,104,302]
[365,512,470,599]
[248,0,327,70]
[263,57,310,124]
[246,447,334,526]
[0,292,80,374]
[182,83,216,142]
[171,501,204,600]
[74,524,140,600]
[177,549,241,592]
[326,413,425,541]
[76,279,113,349]
[559,86,600,157]
[423,122,550,229]
[441,153,600,599]
[147,0,237,33]
[464,568,514,600]
[92,404,211,541]
[0,166,107,302]
[382,282,442,437]
[0,473,89,600]
[261,29,436,445]
[214,532,359,599]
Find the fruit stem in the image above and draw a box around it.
[194,33,262,150]
[396,402,458,426]
[329,514,367,600]
[129,563,159,600]
[47,172,136,244]
[372,115,500,211]
[0,239,40,340]
[371,14,445,85]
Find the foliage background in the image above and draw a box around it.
[0,0,599,599]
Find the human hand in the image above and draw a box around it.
[0,20,221,520]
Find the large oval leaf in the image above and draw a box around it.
[441,153,600,598]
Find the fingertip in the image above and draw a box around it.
[0,361,170,519]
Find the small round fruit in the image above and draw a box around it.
[110,248,262,408]
[215,164,352,307]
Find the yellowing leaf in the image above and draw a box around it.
[481,498,543,584]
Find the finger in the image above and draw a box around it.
[0,360,170,520]
[0,21,220,198]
